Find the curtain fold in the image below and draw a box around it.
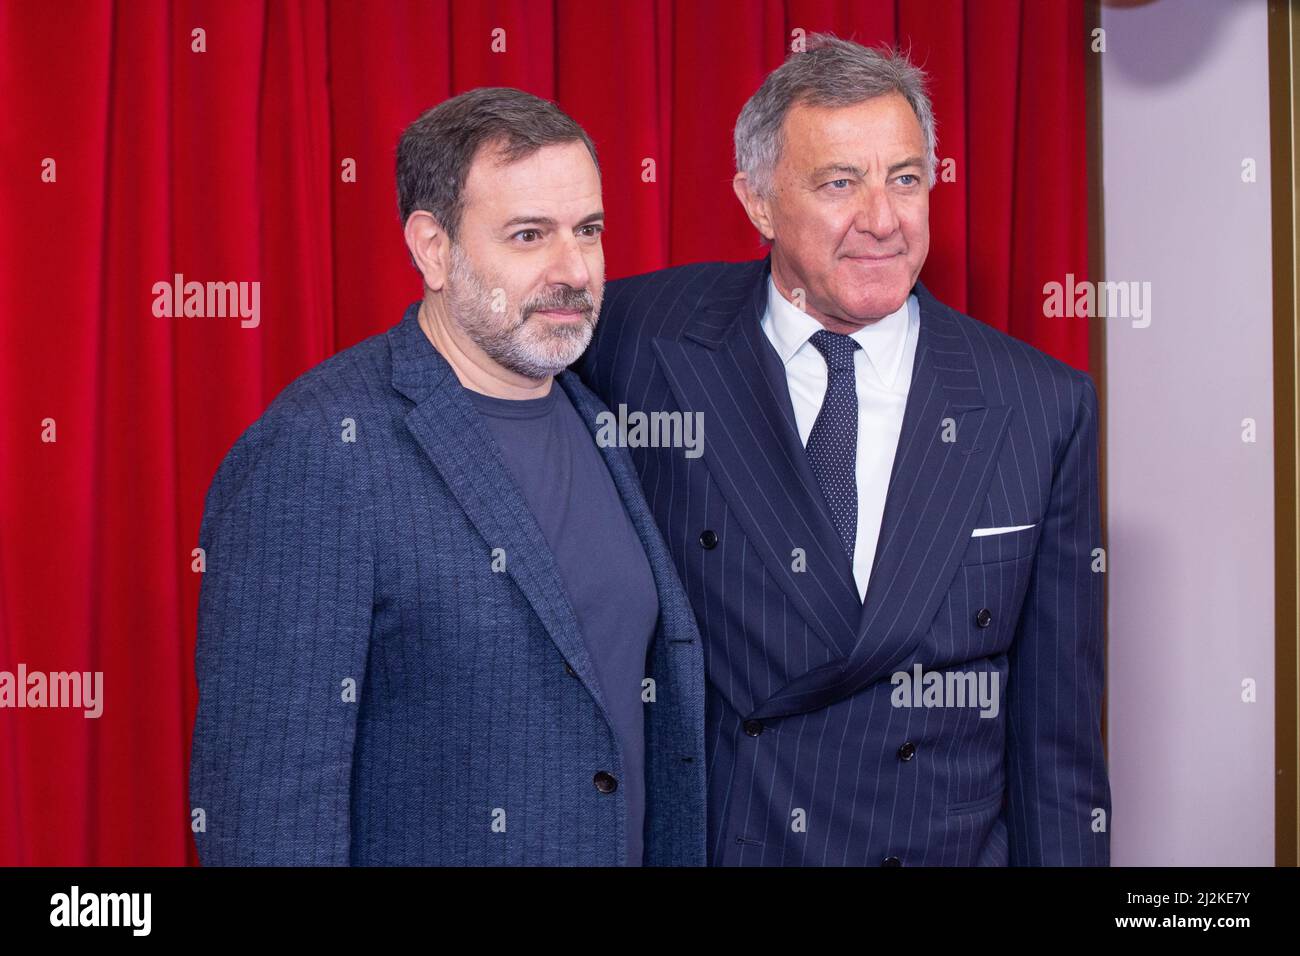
[0,0,1090,865]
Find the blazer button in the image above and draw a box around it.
[564,661,578,678]
[975,607,993,628]
[593,771,618,794]
[743,719,764,737]
[897,741,916,761]
[700,529,719,550]
[881,856,902,867]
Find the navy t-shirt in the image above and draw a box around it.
[466,382,659,866]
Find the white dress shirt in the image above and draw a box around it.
[760,276,920,601]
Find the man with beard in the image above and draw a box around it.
[189,88,706,866]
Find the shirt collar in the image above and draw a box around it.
[761,276,915,389]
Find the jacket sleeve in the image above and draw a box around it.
[189,401,373,865]
[1004,374,1112,865]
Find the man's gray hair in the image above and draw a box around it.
[733,34,937,196]
[396,87,599,241]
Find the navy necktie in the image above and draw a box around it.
[805,329,861,561]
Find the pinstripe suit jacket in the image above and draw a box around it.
[189,302,707,866]
[576,256,1111,866]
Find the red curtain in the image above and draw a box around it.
[0,0,1090,865]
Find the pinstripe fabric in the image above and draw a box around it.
[189,303,707,866]
[576,256,1111,866]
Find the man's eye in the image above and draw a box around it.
[896,174,918,186]
[578,224,604,238]
[514,229,542,242]
[826,179,851,189]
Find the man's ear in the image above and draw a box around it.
[404,210,451,292]
[732,172,776,242]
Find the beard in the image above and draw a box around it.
[444,242,601,380]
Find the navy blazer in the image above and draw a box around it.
[190,302,707,866]
[577,256,1111,866]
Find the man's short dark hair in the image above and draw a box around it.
[395,87,600,242]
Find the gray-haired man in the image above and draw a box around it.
[577,34,1111,866]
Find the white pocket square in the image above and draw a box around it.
[970,524,1035,538]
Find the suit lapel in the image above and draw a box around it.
[749,280,1013,719]
[651,258,863,659]
[387,304,610,719]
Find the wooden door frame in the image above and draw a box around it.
[1269,0,1300,869]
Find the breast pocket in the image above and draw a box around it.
[959,522,1038,566]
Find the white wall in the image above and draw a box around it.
[1102,0,1275,865]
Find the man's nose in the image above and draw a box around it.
[546,234,592,290]
[854,185,901,240]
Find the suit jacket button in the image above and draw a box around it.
[699,529,719,549]
[564,661,578,678]
[975,607,993,628]
[743,719,764,737]
[897,741,916,761]
[881,856,902,867]
[593,771,618,794]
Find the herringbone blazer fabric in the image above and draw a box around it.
[190,303,707,866]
